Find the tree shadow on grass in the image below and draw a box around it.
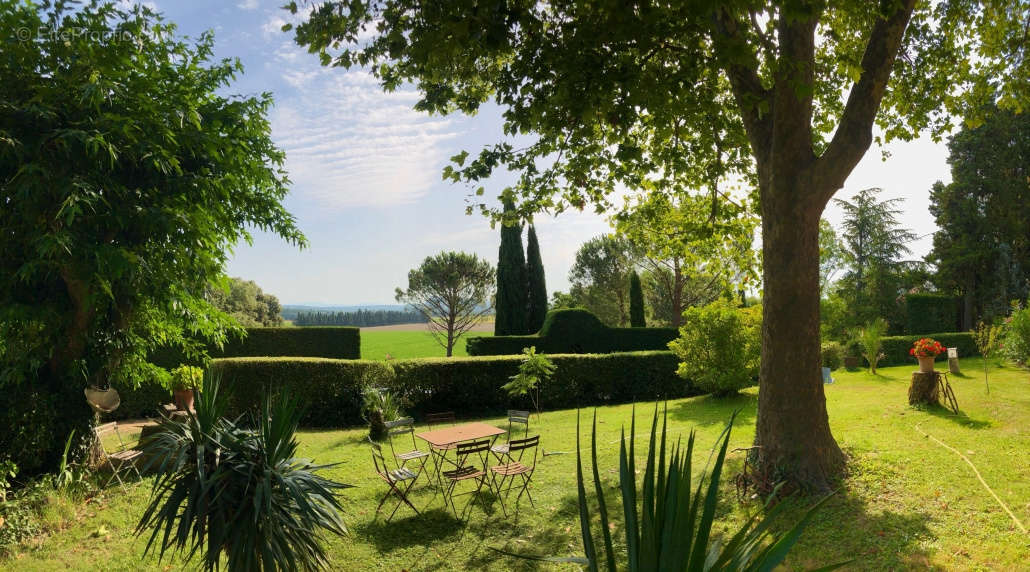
[669,392,757,428]
[772,481,936,569]
[918,404,992,429]
[355,507,465,553]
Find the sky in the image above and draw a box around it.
[149,0,950,305]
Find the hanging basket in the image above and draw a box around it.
[84,386,121,414]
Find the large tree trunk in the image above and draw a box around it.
[755,191,845,492]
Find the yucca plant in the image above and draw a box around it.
[137,373,352,571]
[502,408,845,570]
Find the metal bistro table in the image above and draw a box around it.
[416,422,506,489]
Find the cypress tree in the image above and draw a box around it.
[629,270,646,327]
[495,200,528,335]
[525,224,548,333]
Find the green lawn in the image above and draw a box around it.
[360,329,492,359]
[2,357,1028,570]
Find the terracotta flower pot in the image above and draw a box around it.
[917,355,935,373]
[173,388,195,412]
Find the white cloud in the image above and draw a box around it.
[237,0,259,10]
[271,70,464,209]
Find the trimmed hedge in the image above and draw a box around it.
[151,326,361,368]
[117,351,692,427]
[878,331,978,367]
[904,294,960,335]
[467,308,678,355]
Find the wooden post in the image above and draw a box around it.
[908,371,940,406]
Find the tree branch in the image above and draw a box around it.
[711,8,773,174]
[814,0,917,203]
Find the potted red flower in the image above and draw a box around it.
[910,338,945,373]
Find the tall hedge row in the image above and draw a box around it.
[878,331,978,367]
[116,351,692,426]
[468,308,677,355]
[904,294,960,335]
[150,326,361,368]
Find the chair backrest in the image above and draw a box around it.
[426,411,455,426]
[507,410,530,438]
[385,417,415,436]
[94,421,127,453]
[453,438,491,468]
[369,439,391,479]
[507,435,540,467]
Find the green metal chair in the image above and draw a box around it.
[370,439,421,521]
[441,438,492,520]
[490,434,539,518]
[491,409,530,460]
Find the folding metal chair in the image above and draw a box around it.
[385,417,430,471]
[370,440,421,521]
[490,435,539,518]
[93,422,143,490]
[441,438,492,520]
[491,410,530,460]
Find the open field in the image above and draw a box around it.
[361,328,494,360]
[2,357,1027,570]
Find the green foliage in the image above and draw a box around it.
[1002,302,1030,364]
[115,352,693,426]
[500,347,556,418]
[467,308,678,356]
[821,342,844,371]
[168,366,202,392]
[832,189,919,328]
[207,277,284,327]
[972,321,1004,393]
[904,294,960,335]
[0,1,303,474]
[137,375,350,571]
[819,219,846,293]
[568,235,637,326]
[534,410,837,571]
[496,201,529,335]
[629,271,646,327]
[670,301,761,397]
[929,106,1030,323]
[396,251,496,357]
[525,225,549,333]
[360,363,403,440]
[0,459,16,503]
[859,318,889,374]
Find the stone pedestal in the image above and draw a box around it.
[908,370,940,406]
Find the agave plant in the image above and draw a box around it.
[137,373,351,571]
[503,408,845,570]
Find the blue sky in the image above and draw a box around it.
[151,0,949,305]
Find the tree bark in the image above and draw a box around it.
[755,187,845,492]
[671,259,683,328]
[908,371,940,406]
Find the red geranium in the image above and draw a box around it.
[910,338,945,358]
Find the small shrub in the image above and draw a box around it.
[859,318,888,373]
[972,322,1004,393]
[820,342,843,370]
[1002,301,1030,365]
[361,385,403,441]
[138,375,351,571]
[500,346,556,419]
[168,365,203,391]
[670,300,761,397]
[0,459,15,503]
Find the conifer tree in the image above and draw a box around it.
[525,225,548,333]
[629,270,646,327]
[495,201,528,335]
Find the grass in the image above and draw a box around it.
[2,357,1027,570]
[361,330,492,360]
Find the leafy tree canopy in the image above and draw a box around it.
[0,1,303,472]
[395,252,495,356]
[208,277,285,328]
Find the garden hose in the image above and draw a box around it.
[914,423,1027,534]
